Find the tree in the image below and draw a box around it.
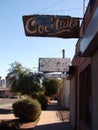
[42,78,60,97]
[6,61,43,95]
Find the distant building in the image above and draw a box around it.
[0,77,11,97]
[0,79,6,88]
[58,77,70,109]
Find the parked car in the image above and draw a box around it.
[9,96,17,99]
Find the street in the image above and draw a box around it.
[0,98,18,108]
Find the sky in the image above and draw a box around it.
[0,0,89,79]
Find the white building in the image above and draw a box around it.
[0,79,6,88]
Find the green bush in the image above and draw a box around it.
[31,92,39,100]
[38,94,47,110]
[0,120,19,130]
[12,97,41,122]
[31,92,48,110]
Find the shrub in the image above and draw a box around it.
[0,120,19,130]
[12,97,41,122]
[31,92,39,100]
[38,94,48,110]
[31,92,48,110]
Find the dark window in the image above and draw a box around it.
[80,66,91,126]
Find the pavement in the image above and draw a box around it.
[0,100,73,130]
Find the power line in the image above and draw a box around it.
[35,0,88,15]
[42,7,84,14]
[36,0,65,13]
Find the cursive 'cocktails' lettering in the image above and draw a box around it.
[25,16,79,35]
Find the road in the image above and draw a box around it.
[0,98,18,109]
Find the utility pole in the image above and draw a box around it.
[62,49,65,58]
[83,0,86,17]
[61,49,65,107]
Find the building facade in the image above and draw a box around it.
[0,77,11,97]
[67,0,98,130]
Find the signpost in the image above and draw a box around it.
[22,15,80,38]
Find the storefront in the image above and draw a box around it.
[68,1,98,130]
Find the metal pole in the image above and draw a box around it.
[83,0,85,17]
[61,49,65,106]
[62,49,65,58]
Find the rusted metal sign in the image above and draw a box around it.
[22,15,80,38]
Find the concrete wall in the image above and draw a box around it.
[60,78,70,109]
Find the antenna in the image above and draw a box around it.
[83,0,86,17]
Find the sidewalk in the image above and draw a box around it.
[0,100,73,130]
[34,100,73,130]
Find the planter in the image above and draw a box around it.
[19,121,37,129]
[0,119,38,130]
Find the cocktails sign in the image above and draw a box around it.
[22,15,80,38]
